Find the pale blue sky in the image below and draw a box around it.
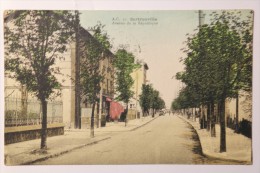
[80,10,252,108]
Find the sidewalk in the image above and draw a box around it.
[4,115,158,165]
[177,114,252,164]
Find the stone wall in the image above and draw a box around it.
[5,123,65,145]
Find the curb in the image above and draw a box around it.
[130,115,160,131]
[94,115,160,133]
[20,136,111,165]
[64,116,159,133]
[176,115,250,164]
[8,116,159,165]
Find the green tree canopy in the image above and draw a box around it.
[113,49,138,104]
[4,10,75,149]
[174,10,253,152]
[78,22,112,136]
[140,84,165,116]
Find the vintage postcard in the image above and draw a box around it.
[1,1,260,173]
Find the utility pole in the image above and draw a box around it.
[75,10,81,129]
[199,10,205,29]
[21,84,28,118]
[98,87,102,128]
[135,68,139,119]
[98,57,103,128]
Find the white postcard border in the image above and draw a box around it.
[0,0,259,173]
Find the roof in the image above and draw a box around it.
[79,26,114,58]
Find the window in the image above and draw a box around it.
[130,104,135,109]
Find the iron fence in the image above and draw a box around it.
[5,97,63,127]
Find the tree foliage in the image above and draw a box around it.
[139,84,153,115]
[173,10,253,152]
[176,10,253,107]
[79,23,112,104]
[140,84,165,116]
[171,86,198,111]
[113,49,138,104]
[78,22,112,136]
[5,10,74,100]
[4,10,75,149]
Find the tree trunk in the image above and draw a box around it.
[40,99,47,149]
[199,106,203,129]
[217,102,221,124]
[191,108,193,121]
[90,102,96,138]
[210,100,216,137]
[96,102,100,128]
[200,105,205,129]
[74,10,81,129]
[125,104,128,127]
[207,103,210,131]
[220,97,226,152]
[192,107,195,121]
[202,108,206,129]
[235,93,239,133]
[145,109,148,116]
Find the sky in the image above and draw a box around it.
[79,10,252,109]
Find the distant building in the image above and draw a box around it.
[128,62,149,120]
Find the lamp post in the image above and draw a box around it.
[74,10,81,129]
[98,53,104,128]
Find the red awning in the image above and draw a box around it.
[109,101,124,120]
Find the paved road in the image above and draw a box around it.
[35,115,238,165]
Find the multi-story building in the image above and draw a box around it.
[77,27,115,128]
[4,11,115,130]
[128,62,149,120]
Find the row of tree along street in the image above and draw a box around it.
[4,10,165,150]
[171,11,253,152]
[139,84,166,117]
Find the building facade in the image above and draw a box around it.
[77,28,115,128]
[128,62,149,120]
[4,11,115,129]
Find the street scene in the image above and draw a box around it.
[3,10,253,165]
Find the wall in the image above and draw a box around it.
[128,64,146,118]
[5,123,65,145]
[225,91,252,122]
